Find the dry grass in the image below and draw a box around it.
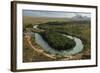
[23,16,71,25]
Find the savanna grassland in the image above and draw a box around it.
[23,16,91,62]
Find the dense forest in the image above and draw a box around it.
[40,31,76,51]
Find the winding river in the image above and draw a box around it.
[31,25,84,56]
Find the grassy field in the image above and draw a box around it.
[23,16,71,26]
[23,16,91,62]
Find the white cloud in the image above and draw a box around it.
[23,10,91,18]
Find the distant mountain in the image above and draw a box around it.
[71,15,90,21]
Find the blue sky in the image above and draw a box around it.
[23,10,91,18]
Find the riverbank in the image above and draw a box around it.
[23,32,90,62]
[23,33,57,62]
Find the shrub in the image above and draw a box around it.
[25,24,33,28]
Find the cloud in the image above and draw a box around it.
[23,10,91,18]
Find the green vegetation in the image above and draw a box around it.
[38,21,90,50]
[40,31,76,51]
[24,23,33,29]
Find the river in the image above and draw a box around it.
[32,25,84,56]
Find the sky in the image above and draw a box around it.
[23,10,91,18]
